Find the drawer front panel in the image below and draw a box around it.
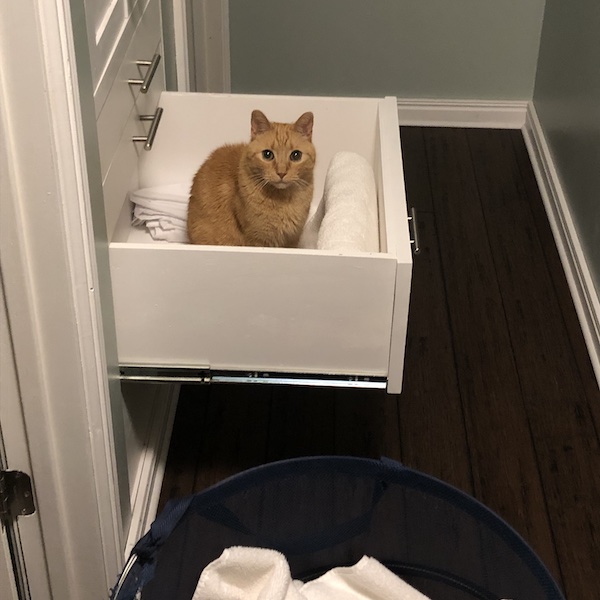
[110,246,397,377]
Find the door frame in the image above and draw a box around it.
[171,0,192,91]
[188,0,231,92]
[1,0,125,596]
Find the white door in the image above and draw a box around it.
[0,0,131,596]
[1,271,52,599]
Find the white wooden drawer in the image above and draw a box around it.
[104,92,413,393]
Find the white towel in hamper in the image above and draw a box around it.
[314,151,379,253]
[300,556,431,600]
[193,547,303,600]
[193,546,431,600]
[130,182,191,243]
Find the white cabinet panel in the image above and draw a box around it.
[86,0,159,115]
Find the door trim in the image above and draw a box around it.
[189,0,231,92]
[172,0,192,91]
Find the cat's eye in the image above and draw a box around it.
[262,150,274,160]
[290,150,302,161]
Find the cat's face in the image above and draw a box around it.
[245,111,316,190]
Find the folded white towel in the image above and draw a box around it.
[193,547,304,600]
[130,182,191,243]
[301,556,431,600]
[316,151,379,253]
[193,547,431,600]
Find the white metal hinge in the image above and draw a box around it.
[0,470,35,522]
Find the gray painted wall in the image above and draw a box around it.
[229,0,545,99]
[533,0,600,292]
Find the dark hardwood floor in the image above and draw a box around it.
[158,128,600,599]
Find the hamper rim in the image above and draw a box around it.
[178,455,564,599]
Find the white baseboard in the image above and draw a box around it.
[125,383,180,556]
[523,103,600,387]
[397,98,528,129]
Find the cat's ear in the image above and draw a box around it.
[294,112,314,141]
[251,110,271,139]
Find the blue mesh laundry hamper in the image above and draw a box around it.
[111,456,565,600]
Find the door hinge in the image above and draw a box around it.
[0,470,35,522]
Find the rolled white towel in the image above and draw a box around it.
[316,152,379,253]
[298,195,325,249]
[129,182,191,243]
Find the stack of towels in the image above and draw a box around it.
[130,182,191,243]
[193,546,431,600]
[129,151,379,252]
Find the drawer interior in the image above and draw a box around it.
[108,92,410,259]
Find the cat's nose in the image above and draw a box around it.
[277,171,286,179]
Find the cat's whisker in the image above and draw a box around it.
[249,174,270,192]
[293,179,311,189]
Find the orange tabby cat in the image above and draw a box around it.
[187,110,315,247]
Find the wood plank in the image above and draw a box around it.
[400,127,434,212]
[422,127,562,583]
[467,128,600,600]
[266,385,336,461]
[333,388,402,460]
[399,126,472,492]
[398,211,473,493]
[192,383,271,492]
[157,384,209,512]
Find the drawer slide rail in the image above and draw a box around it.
[119,365,387,389]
